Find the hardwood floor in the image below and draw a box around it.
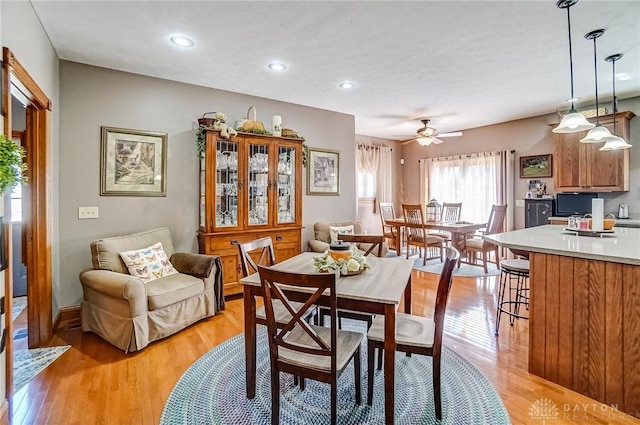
[3,270,639,424]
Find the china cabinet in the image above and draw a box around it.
[198,129,303,297]
[553,111,634,192]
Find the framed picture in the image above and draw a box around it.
[520,154,553,178]
[307,147,340,195]
[100,126,168,196]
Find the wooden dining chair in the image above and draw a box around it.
[257,265,363,425]
[461,204,507,273]
[402,204,445,265]
[429,202,462,243]
[318,233,384,329]
[366,247,460,420]
[379,202,399,251]
[237,237,316,326]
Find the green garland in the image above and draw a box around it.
[0,134,28,193]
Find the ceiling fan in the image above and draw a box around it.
[400,119,463,146]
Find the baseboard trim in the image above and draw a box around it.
[53,305,81,332]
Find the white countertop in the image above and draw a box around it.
[484,225,640,265]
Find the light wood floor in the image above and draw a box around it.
[3,271,639,425]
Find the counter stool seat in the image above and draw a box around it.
[495,259,530,335]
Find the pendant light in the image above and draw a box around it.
[600,54,632,150]
[553,0,595,134]
[580,29,614,143]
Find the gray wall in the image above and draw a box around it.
[59,61,356,307]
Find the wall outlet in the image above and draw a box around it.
[78,206,99,219]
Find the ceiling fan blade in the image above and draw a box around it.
[432,138,445,145]
[401,138,417,145]
[436,132,462,138]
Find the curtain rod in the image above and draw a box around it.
[357,144,392,151]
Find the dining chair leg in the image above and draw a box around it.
[433,353,443,420]
[482,251,488,274]
[367,342,375,405]
[354,347,362,405]
[331,382,337,425]
[495,247,501,269]
[376,347,383,370]
[271,370,280,425]
[300,377,306,391]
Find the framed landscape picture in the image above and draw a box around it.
[520,154,552,178]
[307,147,340,195]
[100,126,168,196]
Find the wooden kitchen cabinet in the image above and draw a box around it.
[197,129,303,297]
[553,111,634,192]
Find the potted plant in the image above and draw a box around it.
[0,134,28,193]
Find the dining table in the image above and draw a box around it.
[383,217,487,256]
[240,251,415,425]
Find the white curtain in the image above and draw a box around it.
[426,151,502,224]
[357,145,392,212]
[377,147,393,205]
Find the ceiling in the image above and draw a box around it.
[30,1,640,140]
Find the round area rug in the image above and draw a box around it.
[160,321,511,425]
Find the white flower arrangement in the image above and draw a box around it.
[313,249,370,277]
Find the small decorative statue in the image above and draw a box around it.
[212,112,237,139]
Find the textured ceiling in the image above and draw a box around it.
[31,1,640,140]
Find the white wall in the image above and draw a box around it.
[59,61,356,307]
[402,97,640,229]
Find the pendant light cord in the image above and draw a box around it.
[567,5,576,110]
[591,36,600,125]
[612,59,617,135]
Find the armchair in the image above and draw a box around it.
[79,227,224,352]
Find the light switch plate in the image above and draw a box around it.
[78,206,99,219]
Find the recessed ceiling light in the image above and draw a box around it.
[268,62,287,71]
[339,81,355,89]
[565,96,581,103]
[170,35,195,47]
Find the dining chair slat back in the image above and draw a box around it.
[440,202,462,222]
[257,265,363,424]
[338,234,384,257]
[378,202,398,250]
[238,236,276,276]
[366,247,460,420]
[402,204,444,264]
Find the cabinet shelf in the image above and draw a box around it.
[198,129,303,297]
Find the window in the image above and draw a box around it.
[426,152,501,224]
[11,184,22,222]
[357,171,376,199]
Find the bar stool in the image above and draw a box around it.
[495,258,530,335]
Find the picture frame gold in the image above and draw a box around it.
[100,126,167,196]
[307,147,340,195]
[520,154,552,179]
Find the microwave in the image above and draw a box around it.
[555,192,598,217]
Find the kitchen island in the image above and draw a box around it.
[485,225,640,417]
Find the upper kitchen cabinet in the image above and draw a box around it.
[553,111,634,192]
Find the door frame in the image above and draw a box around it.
[2,47,52,397]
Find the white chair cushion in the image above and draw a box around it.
[464,238,485,249]
[278,325,363,372]
[367,312,435,348]
[500,259,530,273]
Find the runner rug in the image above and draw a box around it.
[14,346,71,392]
[160,321,511,424]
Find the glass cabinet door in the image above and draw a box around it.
[276,145,297,224]
[247,142,271,226]
[215,139,239,228]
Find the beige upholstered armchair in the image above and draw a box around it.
[307,221,389,257]
[79,227,224,352]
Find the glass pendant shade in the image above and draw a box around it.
[580,125,614,143]
[553,110,595,133]
[599,136,632,151]
[416,137,433,146]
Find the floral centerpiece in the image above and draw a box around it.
[313,249,370,277]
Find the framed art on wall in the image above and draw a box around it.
[307,147,340,195]
[520,154,552,178]
[100,126,168,196]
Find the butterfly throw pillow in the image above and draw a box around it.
[119,242,179,283]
